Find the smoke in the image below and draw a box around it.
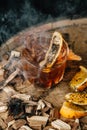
[0,0,87,45]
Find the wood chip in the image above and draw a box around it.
[0,104,7,113]
[37,99,45,111]
[28,124,42,130]
[43,126,54,130]
[0,118,7,129]
[12,119,26,129]
[0,111,8,120]
[6,115,14,124]
[0,69,4,82]
[42,112,49,118]
[12,93,31,102]
[74,119,81,130]
[50,108,60,120]
[51,119,71,130]
[0,90,9,102]
[49,128,55,130]
[8,120,15,128]
[42,106,50,113]
[43,100,52,109]
[0,65,2,69]
[10,51,20,58]
[3,86,17,96]
[27,116,48,128]
[25,105,34,114]
[19,125,33,130]
[4,68,20,87]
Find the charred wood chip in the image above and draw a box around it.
[8,98,25,118]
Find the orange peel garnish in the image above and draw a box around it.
[60,101,87,119]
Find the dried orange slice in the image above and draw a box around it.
[70,66,87,91]
[65,92,87,105]
[60,101,87,119]
[67,50,81,61]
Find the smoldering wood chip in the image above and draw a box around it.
[8,98,25,117]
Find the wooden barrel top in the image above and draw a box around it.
[0,18,87,108]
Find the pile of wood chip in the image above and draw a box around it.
[0,90,82,130]
[0,50,87,130]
